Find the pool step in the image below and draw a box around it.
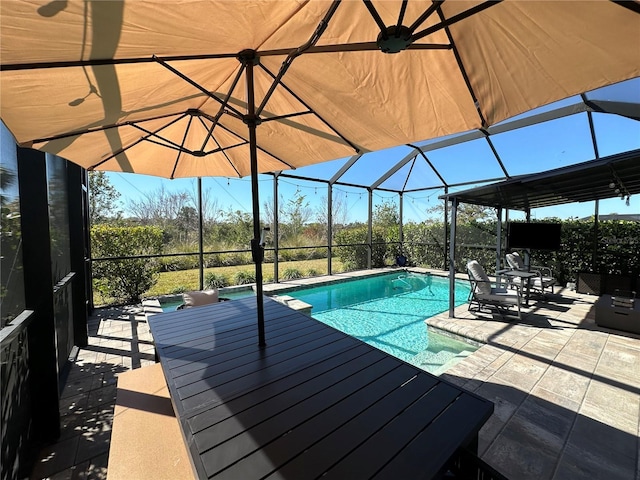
[409,349,476,376]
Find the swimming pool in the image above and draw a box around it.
[160,288,255,312]
[284,272,476,375]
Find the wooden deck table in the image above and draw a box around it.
[148,296,493,480]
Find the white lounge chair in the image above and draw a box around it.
[177,289,224,309]
[505,252,557,295]
[467,260,522,320]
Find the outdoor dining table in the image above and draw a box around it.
[148,295,494,479]
[500,270,540,306]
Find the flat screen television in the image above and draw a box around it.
[507,222,562,251]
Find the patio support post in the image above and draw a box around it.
[67,162,88,347]
[444,186,449,270]
[368,188,373,269]
[328,183,333,275]
[524,208,531,270]
[496,207,503,275]
[273,172,279,282]
[198,177,204,290]
[241,50,266,347]
[399,192,404,256]
[448,198,459,317]
[17,147,60,442]
[593,199,600,271]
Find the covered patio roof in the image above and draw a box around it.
[439,148,640,211]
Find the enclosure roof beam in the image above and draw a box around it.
[370,148,419,190]
[485,103,590,136]
[329,154,362,185]
[410,146,448,187]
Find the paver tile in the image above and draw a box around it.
[536,364,591,404]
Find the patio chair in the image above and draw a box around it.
[467,260,522,320]
[505,251,557,295]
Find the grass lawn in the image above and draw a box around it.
[144,258,345,298]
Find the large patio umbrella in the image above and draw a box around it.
[1,0,639,345]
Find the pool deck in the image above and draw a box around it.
[29,268,640,480]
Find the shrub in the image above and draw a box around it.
[334,226,387,270]
[170,285,188,294]
[91,225,163,303]
[233,270,256,285]
[282,268,302,280]
[306,268,319,278]
[158,255,199,272]
[205,272,229,289]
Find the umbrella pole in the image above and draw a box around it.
[243,50,266,347]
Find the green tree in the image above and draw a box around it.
[427,202,496,223]
[373,200,399,227]
[89,171,122,224]
[176,205,198,243]
[282,189,312,240]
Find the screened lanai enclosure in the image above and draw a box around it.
[82,77,640,306]
[1,2,640,478]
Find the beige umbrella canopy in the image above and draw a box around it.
[2,0,639,342]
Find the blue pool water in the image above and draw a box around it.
[285,272,476,375]
[161,289,255,312]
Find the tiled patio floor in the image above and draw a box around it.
[29,270,640,479]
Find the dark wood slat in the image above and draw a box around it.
[168,320,328,378]
[187,343,377,433]
[170,321,330,383]
[152,300,286,342]
[164,309,307,364]
[177,329,346,400]
[373,395,493,479]
[263,372,439,480]
[199,356,401,478]
[180,335,357,414]
[193,351,394,453]
[319,383,461,479]
[216,364,423,480]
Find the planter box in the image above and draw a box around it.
[577,272,634,296]
[595,294,640,334]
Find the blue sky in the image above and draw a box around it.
[107,79,640,223]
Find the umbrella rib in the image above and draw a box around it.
[171,115,196,178]
[260,111,314,123]
[29,111,186,145]
[396,0,409,29]
[206,130,242,177]
[204,140,249,156]
[255,0,341,117]
[153,55,245,118]
[408,1,444,33]
[435,6,488,128]
[610,0,640,15]
[90,114,188,169]
[239,43,448,56]
[131,121,193,152]
[211,121,294,172]
[143,137,191,153]
[200,64,247,152]
[0,53,238,72]
[362,1,389,37]
[299,42,451,53]
[411,1,502,43]
[258,63,360,154]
